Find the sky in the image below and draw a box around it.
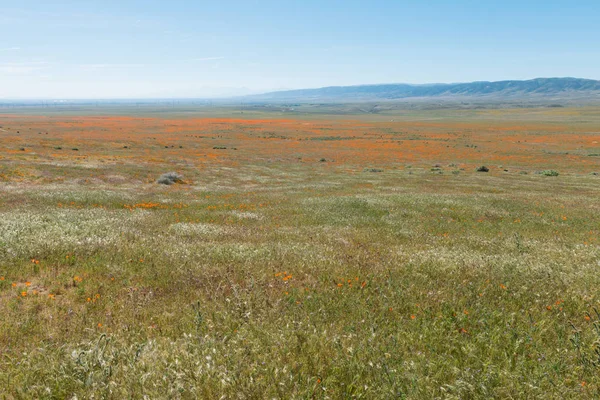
[1,0,599,98]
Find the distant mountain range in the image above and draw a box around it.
[248,78,600,102]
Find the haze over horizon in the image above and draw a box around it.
[1,0,599,99]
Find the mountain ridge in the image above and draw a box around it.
[247,78,600,101]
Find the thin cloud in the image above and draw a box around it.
[192,57,225,61]
[0,47,20,51]
[75,58,225,69]
[0,61,50,74]
[76,63,145,70]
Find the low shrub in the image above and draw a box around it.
[157,172,184,185]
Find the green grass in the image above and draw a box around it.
[1,170,599,398]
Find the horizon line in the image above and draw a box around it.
[1,76,599,101]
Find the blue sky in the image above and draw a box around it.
[1,0,599,98]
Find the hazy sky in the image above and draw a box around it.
[1,0,599,98]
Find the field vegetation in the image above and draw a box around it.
[0,105,599,398]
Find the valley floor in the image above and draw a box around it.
[0,106,599,398]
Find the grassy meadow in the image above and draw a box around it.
[1,105,600,398]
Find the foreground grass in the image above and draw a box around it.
[1,167,599,399]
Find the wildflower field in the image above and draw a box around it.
[1,105,600,398]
